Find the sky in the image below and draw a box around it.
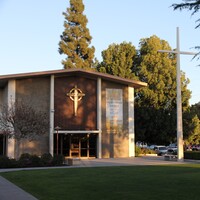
[0,0,199,105]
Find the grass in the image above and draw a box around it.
[1,164,200,200]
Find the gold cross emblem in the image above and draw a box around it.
[67,85,85,116]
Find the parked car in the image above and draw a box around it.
[167,148,177,155]
[168,143,177,149]
[154,146,168,156]
[192,145,200,151]
[167,143,177,154]
[148,145,157,150]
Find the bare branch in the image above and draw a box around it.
[0,101,49,141]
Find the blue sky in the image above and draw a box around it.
[0,0,199,105]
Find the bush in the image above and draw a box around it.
[135,147,156,157]
[41,153,53,166]
[18,153,42,167]
[52,155,64,166]
[0,156,18,168]
[135,146,142,156]
[30,155,42,167]
[0,156,12,168]
[18,153,32,167]
[184,151,200,160]
[0,153,66,168]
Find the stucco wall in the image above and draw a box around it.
[101,80,129,158]
[15,77,50,156]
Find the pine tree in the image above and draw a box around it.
[58,0,95,69]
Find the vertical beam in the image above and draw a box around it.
[158,27,196,162]
[49,75,54,156]
[176,27,184,161]
[7,80,16,158]
[128,86,135,157]
[97,78,102,158]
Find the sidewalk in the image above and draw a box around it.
[0,156,199,200]
[0,176,38,200]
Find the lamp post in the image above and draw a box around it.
[158,27,197,161]
[54,126,61,155]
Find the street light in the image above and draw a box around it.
[54,126,61,155]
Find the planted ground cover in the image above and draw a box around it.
[1,164,200,200]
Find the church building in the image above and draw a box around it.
[0,69,147,159]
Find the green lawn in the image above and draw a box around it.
[1,164,200,200]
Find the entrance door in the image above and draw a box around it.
[70,135,80,157]
[60,133,97,158]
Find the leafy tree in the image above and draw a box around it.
[183,108,200,145]
[186,114,200,144]
[184,102,200,144]
[99,35,194,144]
[134,35,191,144]
[191,102,200,118]
[97,42,138,79]
[58,0,95,69]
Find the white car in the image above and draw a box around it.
[154,146,168,156]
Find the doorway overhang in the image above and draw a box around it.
[53,130,101,134]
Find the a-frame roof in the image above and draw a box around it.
[0,68,147,89]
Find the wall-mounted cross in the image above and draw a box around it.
[67,85,85,116]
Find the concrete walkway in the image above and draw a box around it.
[0,156,199,200]
[0,176,38,200]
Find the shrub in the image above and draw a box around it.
[135,147,156,156]
[0,156,11,168]
[0,153,66,168]
[135,146,142,156]
[52,155,64,166]
[18,153,32,167]
[29,155,42,167]
[41,153,53,166]
[9,158,18,168]
[184,151,200,160]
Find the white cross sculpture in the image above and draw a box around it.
[158,27,197,162]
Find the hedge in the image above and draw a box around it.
[0,153,65,168]
[184,151,200,160]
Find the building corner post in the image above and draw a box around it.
[49,75,55,156]
[128,86,135,157]
[7,80,16,158]
[97,78,102,158]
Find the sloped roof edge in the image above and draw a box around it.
[0,68,147,88]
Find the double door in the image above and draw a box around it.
[57,133,97,158]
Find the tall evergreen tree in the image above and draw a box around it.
[97,42,138,79]
[58,0,95,69]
